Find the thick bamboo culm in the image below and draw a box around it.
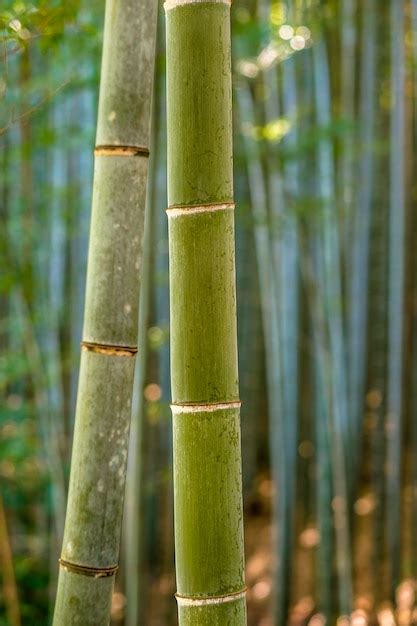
[53,0,157,623]
[165,1,247,624]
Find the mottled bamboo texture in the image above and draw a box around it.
[53,0,157,624]
[165,2,246,624]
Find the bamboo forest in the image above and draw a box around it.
[1,0,417,624]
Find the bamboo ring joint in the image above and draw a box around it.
[175,588,247,606]
[59,558,119,578]
[81,341,137,357]
[166,202,235,217]
[94,145,149,157]
[171,401,241,414]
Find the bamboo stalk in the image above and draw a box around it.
[165,1,246,623]
[237,81,285,624]
[347,0,376,491]
[300,234,334,621]
[124,143,155,626]
[297,44,335,619]
[279,54,300,614]
[262,50,300,619]
[385,0,405,597]
[340,0,357,258]
[312,343,333,620]
[53,0,157,623]
[410,0,417,588]
[312,38,353,616]
[409,249,417,586]
[124,36,164,618]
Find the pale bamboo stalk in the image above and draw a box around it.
[125,151,155,626]
[312,38,353,615]
[410,0,417,587]
[409,271,417,585]
[264,54,300,619]
[165,1,246,622]
[368,157,388,604]
[237,82,286,624]
[300,236,334,620]
[53,0,157,622]
[124,55,162,621]
[385,0,405,597]
[236,223,264,491]
[298,46,334,619]
[280,50,300,561]
[347,0,376,486]
[340,0,357,252]
[312,345,333,620]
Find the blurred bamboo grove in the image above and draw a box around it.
[1,0,416,625]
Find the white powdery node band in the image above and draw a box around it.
[167,203,235,218]
[171,401,241,415]
[176,590,247,607]
[164,0,231,11]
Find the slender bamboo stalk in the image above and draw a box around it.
[410,0,417,588]
[261,39,297,625]
[298,45,335,620]
[347,0,376,490]
[312,38,353,616]
[241,12,290,616]
[53,0,157,623]
[300,235,334,621]
[279,54,300,618]
[165,1,246,623]
[237,81,285,625]
[385,0,405,597]
[340,0,356,256]
[313,347,333,620]
[409,245,417,586]
[124,143,155,626]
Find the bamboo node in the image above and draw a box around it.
[166,202,235,217]
[171,401,241,414]
[81,341,137,357]
[164,0,231,10]
[59,558,119,578]
[94,145,149,157]
[175,588,247,606]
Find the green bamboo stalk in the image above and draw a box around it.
[165,1,246,623]
[53,0,157,623]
